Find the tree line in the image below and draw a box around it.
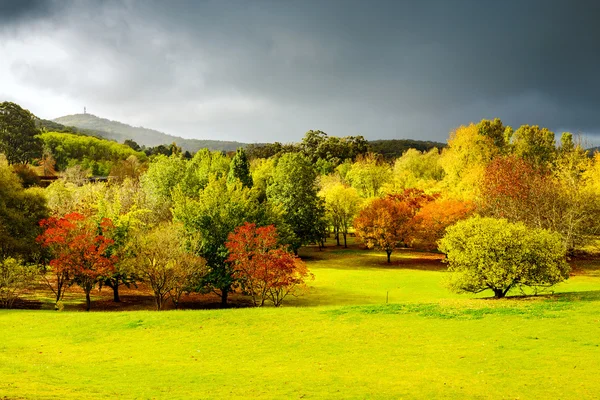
[1,101,600,308]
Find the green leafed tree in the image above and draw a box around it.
[345,153,392,198]
[128,223,205,311]
[511,124,557,170]
[96,179,152,302]
[320,183,362,247]
[140,154,187,221]
[387,148,444,192]
[227,148,253,188]
[0,159,48,261]
[173,176,262,306]
[250,157,276,202]
[0,102,43,165]
[39,131,146,173]
[439,216,569,298]
[267,153,326,253]
[476,118,511,152]
[180,149,230,197]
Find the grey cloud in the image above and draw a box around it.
[1,0,600,144]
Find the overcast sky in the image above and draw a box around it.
[1,0,599,145]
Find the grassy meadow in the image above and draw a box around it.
[2,239,600,399]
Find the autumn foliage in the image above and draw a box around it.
[353,197,414,262]
[479,155,546,222]
[37,212,116,310]
[411,199,475,250]
[387,188,438,215]
[226,223,312,307]
[353,188,474,259]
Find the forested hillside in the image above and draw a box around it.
[369,139,446,159]
[54,113,248,153]
[39,131,146,175]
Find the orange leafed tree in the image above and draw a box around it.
[226,222,312,307]
[387,187,438,215]
[37,212,117,311]
[353,197,413,263]
[411,199,475,250]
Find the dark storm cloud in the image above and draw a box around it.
[0,0,64,24]
[1,0,600,143]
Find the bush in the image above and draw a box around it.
[439,216,569,298]
[0,257,37,308]
[12,164,41,188]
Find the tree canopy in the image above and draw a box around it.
[267,153,326,252]
[226,222,311,307]
[439,216,569,298]
[0,160,48,261]
[0,102,43,165]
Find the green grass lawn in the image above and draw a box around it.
[1,241,600,399]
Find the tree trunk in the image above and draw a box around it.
[171,292,179,310]
[493,288,506,298]
[343,233,347,248]
[155,295,163,311]
[85,291,91,311]
[112,278,120,302]
[220,289,229,308]
[386,250,392,263]
[335,227,340,246]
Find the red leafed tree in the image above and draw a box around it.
[479,155,551,226]
[37,212,117,311]
[353,197,414,263]
[411,199,475,250]
[226,223,313,307]
[481,155,535,215]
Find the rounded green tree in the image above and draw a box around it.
[0,102,43,165]
[439,216,569,298]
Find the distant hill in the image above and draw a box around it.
[36,118,115,140]
[49,113,446,158]
[52,114,248,153]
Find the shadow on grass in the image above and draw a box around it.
[470,289,600,303]
[322,296,587,320]
[305,257,448,272]
[552,290,600,302]
[299,245,448,271]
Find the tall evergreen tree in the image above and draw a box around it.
[227,148,253,188]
